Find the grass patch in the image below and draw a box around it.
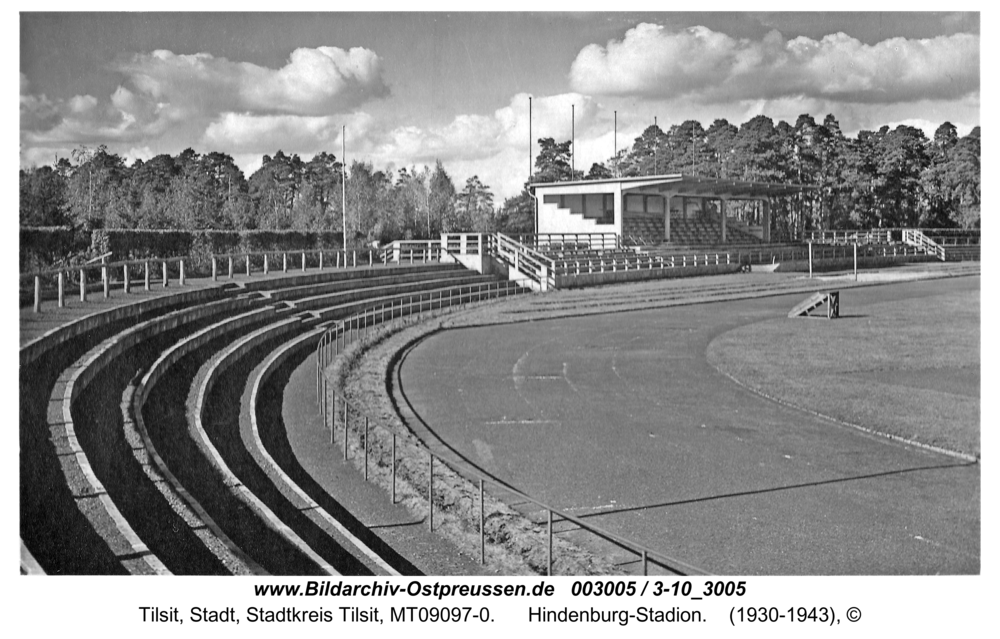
[707,287,979,457]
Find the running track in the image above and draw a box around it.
[397,278,980,575]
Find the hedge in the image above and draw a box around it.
[90,229,346,262]
[21,227,348,274]
[19,226,91,272]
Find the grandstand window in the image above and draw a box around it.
[564,194,583,213]
[543,192,613,224]
[584,194,604,214]
[625,194,644,212]
[646,196,664,214]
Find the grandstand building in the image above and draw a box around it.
[531,174,813,246]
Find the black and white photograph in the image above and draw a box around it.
[13,5,989,634]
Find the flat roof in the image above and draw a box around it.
[530,173,815,198]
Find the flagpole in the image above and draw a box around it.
[653,116,657,176]
[342,126,347,252]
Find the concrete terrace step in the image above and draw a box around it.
[308,279,521,322]
[20,286,255,574]
[190,315,348,575]
[199,320,405,575]
[292,274,502,313]
[137,307,328,575]
[264,266,482,303]
[233,262,464,294]
[942,246,981,261]
[39,297,268,575]
[21,260,502,574]
[128,267,515,574]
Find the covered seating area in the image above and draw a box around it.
[531,174,814,246]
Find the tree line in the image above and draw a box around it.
[507,114,980,231]
[20,113,980,245]
[19,147,500,244]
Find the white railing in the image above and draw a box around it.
[379,240,443,264]
[442,233,484,255]
[804,229,895,245]
[493,233,557,291]
[917,228,981,246]
[902,229,945,261]
[512,233,620,252]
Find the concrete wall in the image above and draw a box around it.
[774,254,939,273]
[20,286,230,367]
[444,252,484,273]
[555,263,742,288]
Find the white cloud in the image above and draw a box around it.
[124,146,154,165]
[371,93,626,199]
[203,114,341,152]
[20,92,61,132]
[570,23,979,104]
[20,46,389,170]
[367,93,606,168]
[200,111,377,158]
[114,46,388,117]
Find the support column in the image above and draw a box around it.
[762,199,771,243]
[719,197,728,244]
[681,196,688,220]
[663,193,672,242]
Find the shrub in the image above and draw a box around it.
[19,226,91,272]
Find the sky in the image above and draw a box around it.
[18,9,982,200]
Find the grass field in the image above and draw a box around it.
[707,277,980,457]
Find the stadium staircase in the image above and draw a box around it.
[902,228,980,262]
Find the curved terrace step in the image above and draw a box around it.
[291,273,500,313]
[190,314,344,575]
[33,296,269,575]
[308,278,519,322]
[263,265,476,303]
[182,271,521,575]
[20,289,242,573]
[132,265,480,574]
[185,270,518,574]
[196,317,406,574]
[20,262,494,573]
[248,329,410,575]
[138,306,326,575]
